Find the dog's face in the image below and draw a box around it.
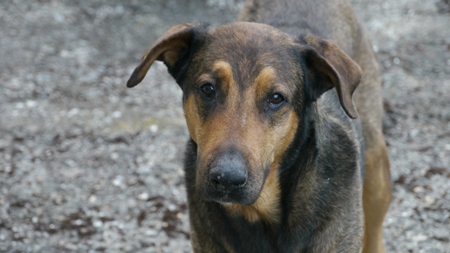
[127,22,361,207]
[181,24,303,205]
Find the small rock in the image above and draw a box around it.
[112,175,125,188]
[67,108,80,117]
[112,111,122,118]
[138,192,149,201]
[93,220,103,228]
[32,216,39,224]
[150,124,159,133]
[423,195,436,205]
[26,100,37,108]
[88,195,97,204]
[413,186,425,193]
[110,152,119,160]
[145,229,158,237]
[412,233,428,242]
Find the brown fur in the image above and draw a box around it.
[127,0,391,252]
[223,163,281,224]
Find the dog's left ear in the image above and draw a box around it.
[297,34,362,119]
[127,23,209,88]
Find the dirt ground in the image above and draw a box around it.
[0,0,449,252]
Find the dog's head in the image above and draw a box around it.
[128,22,361,208]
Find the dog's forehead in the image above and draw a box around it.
[209,22,293,54]
[201,22,298,88]
[211,22,291,40]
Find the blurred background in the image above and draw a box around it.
[0,0,449,252]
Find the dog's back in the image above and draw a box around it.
[240,0,359,54]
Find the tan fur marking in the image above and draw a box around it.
[184,94,200,143]
[187,61,236,149]
[255,66,276,92]
[196,60,233,91]
[227,110,298,224]
[224,163,281,224]
[213,60,233,88]
[195,61,239,156]
[272,110,299,163]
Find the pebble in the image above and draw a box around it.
[150,124,159,133]
[413,186,425,193]
[112,175,125,188]
[423,195,436,205]
[138,192,149,201]
[412,233,428,242]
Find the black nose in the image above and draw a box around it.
[209,152,248,192]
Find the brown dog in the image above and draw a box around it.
[127,0,391,252]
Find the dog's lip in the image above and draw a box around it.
[206,196,256,206]
[213,180,248,192]
[202,187,258,205]
[203,194,233,204]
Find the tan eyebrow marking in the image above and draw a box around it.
[196,60,235,96]
[213,60,234,85]
[255,66,276,91]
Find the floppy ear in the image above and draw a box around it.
[127,23,209,88]
[298,34,362,119]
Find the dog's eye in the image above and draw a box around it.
[268,93,285,107]
[199,83,216,98]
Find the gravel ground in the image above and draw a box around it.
[0,0,449,252]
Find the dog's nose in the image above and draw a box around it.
[209,152,248,192]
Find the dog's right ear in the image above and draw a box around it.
[127,23,209,88]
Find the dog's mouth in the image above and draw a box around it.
[203,180,261,205]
